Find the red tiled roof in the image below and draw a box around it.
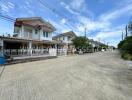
[15,17,56,32]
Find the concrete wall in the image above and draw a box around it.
[49,49,57,56]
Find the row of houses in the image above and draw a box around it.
[0,17,105,61]
[0,17,76,58]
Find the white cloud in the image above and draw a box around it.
[71,0,132,47]
[48,19,71,35]
[75,2,132,33]
[93,24,126,47]
[7,2,15,9]
[95,30,121,39]
[0,2,15,13]
[65,4,130,46]
[76,15,111,32]
[70,0,86,11]
[60,1,79,15]
[1,4,9,12]
[60,0,93,17]
[61,29,71,33]
[60,18,67,24]
[99,3,132,21]
[19,1,36,17]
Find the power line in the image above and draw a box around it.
[38,0,72,22]
[0,0,15,22]
[1,0,76,31]
[37,0,75,30]
[1,0,77,33]
[0,13,15,22]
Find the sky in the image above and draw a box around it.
[0,0,132,47]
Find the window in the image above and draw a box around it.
[14,27,20,33]
[43,31,48,37]
[63,36,65,40]
[35,30,38,34]
[68,36,71,41]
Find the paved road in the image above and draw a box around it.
[0,51,132,100]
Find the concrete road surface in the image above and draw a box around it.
[0,51,132,100]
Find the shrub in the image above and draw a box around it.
[118,36,132,60]
[121,53,132,60]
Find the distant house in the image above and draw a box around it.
[53,31,76,50]
[89,39,106,52]
[0,17,59,57]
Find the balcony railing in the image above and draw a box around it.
[32,49,49,55]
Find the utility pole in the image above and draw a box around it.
[103,40,106,45]
[98,38,101,42]
[125,25,128,38]
[85,28,86,38]
[129,16,132,36]
[122,31,124,41]
[107,42,109,49]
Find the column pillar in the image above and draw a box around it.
[55,44,57,49]
[21,25,24,38]
[29,41,32,56]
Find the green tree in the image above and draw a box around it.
[121,36,132,54]
[72,36,90,49]
[118,36,132,60]
[118,40,124,50]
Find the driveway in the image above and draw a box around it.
[0,51,132,100]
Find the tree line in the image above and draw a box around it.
[72,36,108,53]
[118,36,132,60]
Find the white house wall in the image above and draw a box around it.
[22,26,40,40]
[15,25,53,41]
[56,36,72,44]
[128,31,132,36]
[32,29,40,40]
[40,29,52,41]
[15,25,25,38]
[40,33,52,41]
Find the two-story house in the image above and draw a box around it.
[0,17,58,57]
[13,17,55,41]
[53,31,76,52]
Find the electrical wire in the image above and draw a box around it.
[37,0,76,30]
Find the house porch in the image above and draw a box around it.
[0,37,57,57]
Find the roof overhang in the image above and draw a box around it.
[0,36,59,45]
[53,31,77,39]
[15,17,56,32]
